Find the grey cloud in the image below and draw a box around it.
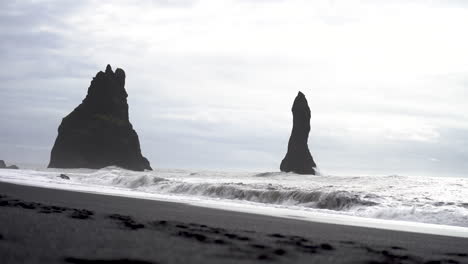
[0,0,95,80]
[0,31,64,63]
[1,0,468,177]
[138,0,197,7]
[0,1,83,30]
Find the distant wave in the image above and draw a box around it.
[254,172,286,177]
[111,175,168,188]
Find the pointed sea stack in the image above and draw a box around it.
[48,65,152,171]
[280,91,316,174]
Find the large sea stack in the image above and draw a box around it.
[48,65,152,171]
[280,91,316,174]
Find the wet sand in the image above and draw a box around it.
[0,181,467,264]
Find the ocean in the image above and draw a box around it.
[1,167,467,231]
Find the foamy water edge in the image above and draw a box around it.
[1,167,468,237]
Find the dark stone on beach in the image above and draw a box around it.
[274,249,286,256]
[58,174,70,180]
[0,160,5,168]
[280,91,317,174]
[48,65,152,171]
[108,214,145,230]
[64,257,156,264]
[7,165,19,169]
[69,209,94,220]
[320,243,334,250]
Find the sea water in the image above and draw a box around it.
[1,167,467,235]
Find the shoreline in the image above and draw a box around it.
[1,181,468,263]
[1,176,468,239]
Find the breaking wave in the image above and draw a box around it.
[2,167,468,227]
[106,174,377,211]
[158,183,376,210]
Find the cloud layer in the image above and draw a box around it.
[1,0,468,176]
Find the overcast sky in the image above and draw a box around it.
[1,0,468,176]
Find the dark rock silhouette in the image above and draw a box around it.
[48,65,152,171]
[58,174,70,180]
[280,91,316,174]
[0,160,19,169]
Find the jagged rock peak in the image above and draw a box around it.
[85,64,128,110]
[48,64,152,171]
[115,67,125,87]
[280,91,316,175]
[105,64,113,74]
[293,91,309,110]
[102,64,124,79]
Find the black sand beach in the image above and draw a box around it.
[0,181,467,264]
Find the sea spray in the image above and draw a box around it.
[1,167,468,227]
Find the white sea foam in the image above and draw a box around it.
[1,167,468,230]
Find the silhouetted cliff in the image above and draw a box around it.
[48,65,151,171]
[280,91,316,174]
